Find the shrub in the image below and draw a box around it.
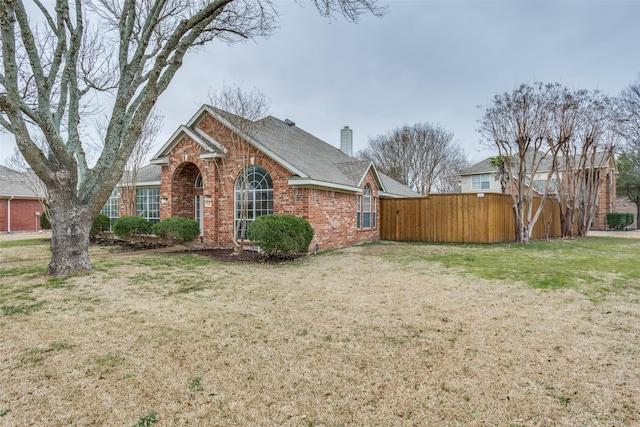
[151,217,200,244]
[247,214,314,257]
[91,213,112,237]
[40,210,51,230]
[606,212,634,230]
[113,216,151,238]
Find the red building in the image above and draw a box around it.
[0,165,47,233]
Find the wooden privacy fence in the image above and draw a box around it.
[380,193,562,244]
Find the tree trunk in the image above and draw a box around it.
[513,204,523,243]
[47,188,93,277]
[559,206,574,238]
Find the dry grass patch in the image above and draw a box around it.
[1,241,639,425]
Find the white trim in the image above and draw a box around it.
[357,161,387,193]
[150,156,168,165]
[378,191,412,199]
[116,181,161,188]
[200,152,225,160]
[287,178,361,193]
[150,125,225,161]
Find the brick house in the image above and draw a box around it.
[0,165,47,233]
[458,153,617,230]
[106,106,417,250]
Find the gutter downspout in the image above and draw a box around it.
[7,196,14,233]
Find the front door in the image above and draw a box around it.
[194,195,204,236]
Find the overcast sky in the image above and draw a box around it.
[2,0,640,165]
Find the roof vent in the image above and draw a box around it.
[284,119,295,127]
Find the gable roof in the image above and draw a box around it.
[460,151,615,177]
[150,125,227,165]
[151,105,418,197]
[0,165,46,199]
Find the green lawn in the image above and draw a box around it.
[404,237,640,293]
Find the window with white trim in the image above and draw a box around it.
[356,185,375,230]
[136,187,160,225]
[472,174,491,190]
[363,184,372,228]
[235,166,273,240]
[101,189,120,227]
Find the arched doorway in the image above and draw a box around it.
[171,163,203,233]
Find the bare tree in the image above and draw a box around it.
[357,122,467,195]
[481,83,619,242]
[479,83,557,243]
[549,88,617,237]
[432,146,469,193]
[545,85,585,238]
[0,0,384,276]
[573,93,617,236]
[207,84,270,253]
[617,75,640,225]
[119,109,163,216]
[618,74,640,150]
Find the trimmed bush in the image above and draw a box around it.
[40,210,51,230]
[247,214,314,257]
[151,217,200,244]
[91,213,112,237]
[606,212,634,230]
[113,216,151,238]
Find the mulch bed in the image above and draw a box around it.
[91,235,169,251]
[92,235,304,264]
[189,248,305,264]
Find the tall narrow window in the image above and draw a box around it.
[101,189,120,228]
[363,184,372,228]
[235,166,273,239]
[372,196,377,228]
[136,187,160,225]
[356,195,362,229]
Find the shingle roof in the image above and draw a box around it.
[461,151,613,176]
[460,158,495,175]
[250,115,418,197]
[135,164,162,184]
[0,165,46,199]
[156,106,418,197]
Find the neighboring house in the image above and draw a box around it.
[458,153,617,230]
[0,165,47,233]
[106,105,417,250]
[616,197,638,229]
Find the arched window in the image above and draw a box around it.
[235,166,273,239]
[357,184,374,230]
[195,173,203,188]
[363,184,372,228]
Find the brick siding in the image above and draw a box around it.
[0,198,45,232]
[158,115,380,251]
